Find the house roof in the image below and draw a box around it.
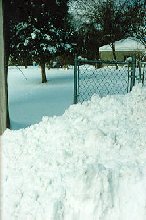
[99,38,145,52]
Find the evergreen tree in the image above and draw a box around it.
[10,0,72,83]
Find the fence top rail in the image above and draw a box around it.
[76,58,130,65]
[141,61,146,65]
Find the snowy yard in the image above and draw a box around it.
[1,66,146,220]
[8,66,74,129]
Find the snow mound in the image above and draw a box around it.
[2,84,146,220]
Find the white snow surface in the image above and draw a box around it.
[2,84,146,220]
[8,66,74,129]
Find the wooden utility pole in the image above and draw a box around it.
[0,0,7,135]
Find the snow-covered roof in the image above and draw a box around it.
[99,38,145,52]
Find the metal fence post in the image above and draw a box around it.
[130,55,136,91]
[138,60,141,83]
[142,62,146,86]
[74,54,78,104]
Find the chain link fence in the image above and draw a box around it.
[137,60,146,84]
[74,56,145,103]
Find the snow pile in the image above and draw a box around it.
[2,85,146,220]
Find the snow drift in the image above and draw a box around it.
[1,85,146,220]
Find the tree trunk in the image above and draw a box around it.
[111,42,118,69]
[40,61,47,83]
[0,0,7,135]
[24,59,28,69]
[95,47,102,69]
[111,42,117,60]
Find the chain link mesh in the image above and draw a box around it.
[76,61,130,103]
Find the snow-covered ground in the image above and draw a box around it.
[8,66,74,129]
[2,66,146,219]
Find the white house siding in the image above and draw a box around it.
[99,38,145,61]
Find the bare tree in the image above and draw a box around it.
[69,0,145,61]
[131,0,146,48]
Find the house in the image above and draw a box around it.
[99,38,145,61]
